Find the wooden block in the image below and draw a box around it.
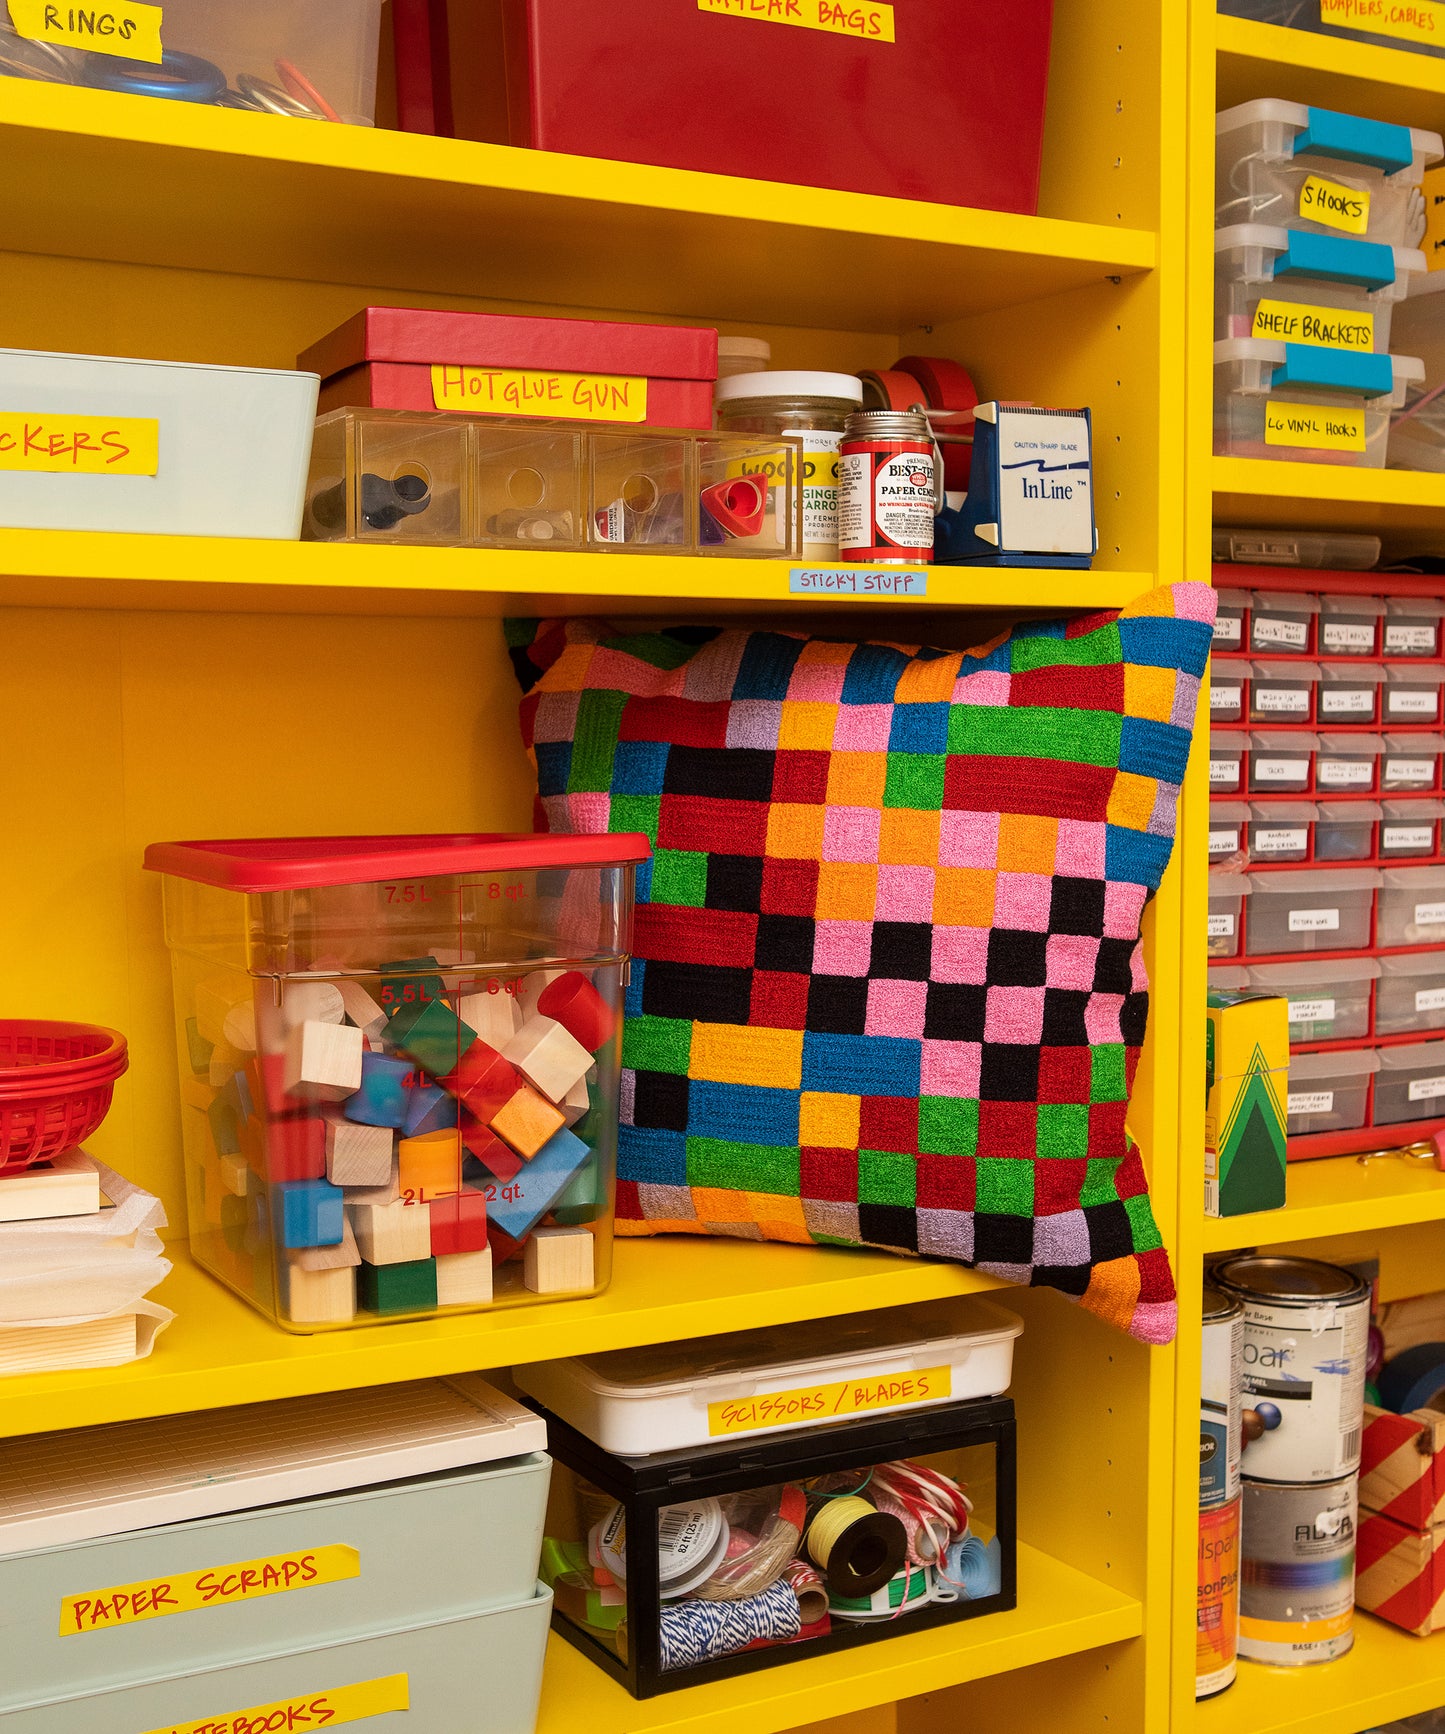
[219,1152,250,1197]
[397,1127,463,1203]
[429,1187,491,1256]
[439,1041,520,1121]
[222,1000,257,1053]
[487,1126,590,1240]
[377,956,445,1017]
[336,979,389,1040]
[208,1039,246,1088]
[538,971,615,1053]
[325,1114,395,1188]
[358,1255,438,1315]
[0,1151,101,1223]
[284,1258,356,1326]
[185,1016,214,1075]
[516,968,565,1019]
[207,1097,240,1158]
[457,989,520,1051]
[551,1152,604,1226]
[272,1178,345,1249]
[559,1074,590,1127]
[344,1163,401,1208]
[282,980,346,1028]
[436,1246,493,1306]
[292,1216,361,1271]
[388,998,477,1078]
[462,1117,524,1183]
[349,1196,431,1264]
[525,1226,595,1295]
[283,1020,363,1103]
[403,1084,457,1138]
[490,1084,566,1159]
[264,1113,327,1184]
[180,1074,216,1112]
[502,1016,593,1105]
[342,1052,411,1128]
[195,975,245,1045]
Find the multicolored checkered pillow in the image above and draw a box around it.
[510,583,1214,1345]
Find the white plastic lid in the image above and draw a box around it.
[1386,597,1445,617]
[1254,659,1321,678]
[717,336,772,363]
[1254,591,1321,614]
[714,369,864,405]
[1208,966,1251,991]
[1251,800,1318,820]
[1213,223,1426,275]
[1209,869,1255,897]
[1383,864,1445,887]
[1317,800,1381,818]
[1383,797,1445,818]
[1217,588,1250,610]
[1254,867,1382,892]
[1318,733,1382,754]
[1380,951,1445,977]
[1249,956,1381,987]
[1377,1039,1445,1071]
[1251,730,1320,750]
[1322,663,1386,684]
[1386,664,1445,683]
[1385,733,1445,750]
[1320,594,1386,615]
[1290,1046,1381,1080]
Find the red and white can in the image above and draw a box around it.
[837,409,937,565]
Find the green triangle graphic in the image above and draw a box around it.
[1217,1043,1287,1215]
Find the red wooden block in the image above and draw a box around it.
[439,1040,520,1120]
[461,1116,525,1183]
[247,1052,290,1117]
[537,972,615,1054]
[430,1187,491,1257]
[488,1223,524,1265]
[265,1114,327,1183]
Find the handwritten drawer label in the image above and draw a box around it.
[1322,689,1372,715]
[1385,825,1434,851]
[1255,757,1308,783]
[1209,828,1240,856]
[1265,400,1367,452]
[789,567,927,595]
[1416,902,1445,925]
[1251,299,1374,352]
[1252,615,1311,647]
[1289,997,1336,1023]
[61,1545,359,1634]
[1254,827,1307,854]
[1214,617,1243,646]
[1208,912,1236,937]
[1288,1090,1334,1115]
[0,412,158,475]
[1211,684,1242,712]
[1290,907,1340,932]
[709,1364,950,1435]
[9,0,162,61]
[1211,757,1240,785]
[1320,0,1444,47]
[1410,1074,1445,1102]
[431,364,647,422]
[1390,690,1439,716]
[697,0,896,42]
[1386,624,1438,652]
[1322,622,1376,652]
[1320,761,1372,787]
[1299,173,1371,236]
[1256,687,1309,713]
[1417,986,1445,1013]
[138,1673,408,1734]
[1388,759,1435,784]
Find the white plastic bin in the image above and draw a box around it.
[513,1296,1023,1455]
[1249,730,1315,792]
[1286,1047,1379,1134]
[1316,799,1381,862]
[1380,798,1445,859]
[1319,592,1385,656]
[1249,587,1320,652]
[0,347,319,537]
[1385,664,1445,727]
[1248,957,1378,1044]
[1214,587,1250,650]
[1383,733,1444,792]
[1212,733,1248,793]
[1384,597,1445,658]
[1248,799,1316,862]
[1317,731,1382,793]
[1374,1039,1445,1124]
[1209,869,1254,959]
[1250,657,1319,723]
[1377,953,1445,1037]
[1211,662,1248,723]
[1212,526,1381,568]
[1388,277,1445,470]
[1216,100,1441,245]
[1215,225,1424,352]
[1377,864,1445,946]
[1210,803,1250,865]
[1247,866,1380,955]
[1319,660,1385,725]
[1214,339,1422,467]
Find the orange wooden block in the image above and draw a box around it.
[490,1084,565,1159]
[397,1127,464,1203]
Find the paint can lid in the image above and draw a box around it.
[1212,1254,1368,1305]
[1202,1285,1242,1322]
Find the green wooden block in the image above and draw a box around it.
[359,1255,438,1314]
[550,1152,604,1226]
[185,1016,214,1075]
[377,955,446,1017]
[387,997,478,1077]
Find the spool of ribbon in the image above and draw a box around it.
[780,1556,829,1625]
[868,1461,973,1564]
[805,1495,908,1598]
[942,1533,1003,1600]
[659,1577,802,1672]
[1378,1342,1445,1414]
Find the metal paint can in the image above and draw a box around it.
[837,409,938,565]
[1197,1495,1241,1699]
[1212,1254,1369,1483]
[1238,1475,1356,1666]
[1201,1286,1243,1510]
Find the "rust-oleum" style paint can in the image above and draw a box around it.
[838,408,938,565]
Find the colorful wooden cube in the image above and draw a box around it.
[284,1257,356,1325]
[525,1225,595,1294]
[219,1152,250,1198]
[281,980,346,1028]
[195,975,244,1045]
[436,1246,493,1306]
[337,979,389,1040]
[265,1113,327,1184]
[502,1016,593,1105]
[550,1152,604,1226]
[403,1084,458,1138]
[439,1040,521,1120]
[538,971,616,1053]
[388,997,478,1078]
[429,1187,491,1256]
[324,1114,394,1188]
[559,1073,591,1127]
[485,1126,590,1241]
[343,1165,402,1208]
[358,1256,438,1315]
[283,1020,363,1103]
[222,1000,258,1053]
[462,1118,525,1183]
[292,1216,361,1271]
[181,1074,216,1112]
[272,1178,345,1249]
[349,1196,431,1264]
[343,1052,412,1128]
[377,956,445,1016]
[208,1039,246,1089]
[185,1016,215,1075]
[457,988,520,1051]
[397,1128,463,1203]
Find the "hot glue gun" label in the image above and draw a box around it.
[8,0,163,63]
[431,365,647,422]
[136,1673,409,1734]
[709,1365,951,1434]
[60,1545,360,1635]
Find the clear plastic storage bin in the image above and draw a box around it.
[0,0,384,122]
[1215,225,1423,352]
[1380,799,1445,859]
[1217,0,1445,59]
[1250,658,1319,723]
[1211,663,1248,724]
[1210,804,1250,865]
[1383,734,1444,791]
[1211,734,1248,793]
[1216,100,1441,245]
[1209,870,1254,959]
[1246,867,1380,954]
[473,422,587,550]
[1320,593,1386,656]
[1248,800,1316,862]
[305,409,472,545]
[1214,587,1250,650]
[1377,954,1445,1036]
[1388,280,1445,471]
[1317,732,1382,793]
[1377,864,1445,946]
[143,833,651,1332]
[589,433,690,550]
[1316,799,1381,862]
[1285,1047,1378,1134]
[1249,731,1315,792]
[1212,526,1381,568]
[1385,665,1445,727]
[1249,586,1320,652]
[1214,339,1422,467]
[1374,1039,1445,1124]
[1384,597,1445,658]
[1319,661,1385,725]
[1248,957,1378,1043]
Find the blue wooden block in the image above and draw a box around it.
[343,1053,411,1129]
[403,1084,459,1138]
[485,1126,590,1242]
[272,1178,345,1249]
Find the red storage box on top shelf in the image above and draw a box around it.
[500,0,1055,215]
[299,308,718,430]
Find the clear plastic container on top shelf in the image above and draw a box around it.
[1210,804,1250,866]
[695,435,801,559]
[1383,734,1445,792]
[1216,0,1445,60]
[1380,799,1445,859]
[1376,953,1445,1037]
[1214,587,1250,651]
[1212,526,1382,568]
[1319,661,1385,726]
[1248,800,1315,862]
[1249,731,1315,792]
[1214,340,1423,468]
[1374,1039,1445,1125]
[1246,867,1380,955]
[1250,658,1319,724]
[1316,799,1381,862]
[1384,597,1445,658]
[1384,664,1445,727]
[1216,100,1441,245]
[1376,864,1445,946]
[142,832,651,1333]
[305,409,471,546]
[1208,870,1254,959]
[1211,662,1248,724]
[1317,732,1383,793]
[1285,1047,1379,1134]
[472,422,587,551]
[0,0,385,122]
[1211,733,1248,793]
[1250,589,1320,653]
[1319,593,1386,657]
[1248,957,1378,1044]
[1215,226,1425,353]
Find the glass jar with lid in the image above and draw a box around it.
[714,370,863,561]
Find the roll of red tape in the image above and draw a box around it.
[858,369,929,412]
[894,355,977,491]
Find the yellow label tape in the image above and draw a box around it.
[1251,298,1374,352]
[8,0,163,63]
[0,412,158,475]
[708,1365,951,1435]
[1265,400,1367,453]
[137,1672,408,1734]
[431,364,647,422]
[61,1545,360,1635]
[1299,174,1371,236]
[697,0,895,42]
[1319,0,1445,45]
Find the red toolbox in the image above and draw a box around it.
[501,0,1055,215]
[300,308,718,430]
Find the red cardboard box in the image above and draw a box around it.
[300,308,717,429]
[502,0,1055,215]
[1360,1403,1445,1532]
[1357,1508,1445,1635]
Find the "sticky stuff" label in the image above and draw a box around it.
[8,0,162,62]
[1300,174,1371,236]
[136,1673,409,1734]
[60,1546,359,1635]
[0,412,158,474]
[697,0,895,42]
[709,1365,950,1434]
[1320,0,1444,47]
[1264,401,1367,453]
[430,365,647,422]
[1251,299,1374,352]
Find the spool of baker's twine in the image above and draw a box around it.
[869,1461,973,1567]
[805,1495,909,1597]
[658,1576,803,1672]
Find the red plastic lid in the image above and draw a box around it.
[143,833,651,892]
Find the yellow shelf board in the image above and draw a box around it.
[0,529,1155,618]
[1202,1154,1445,1254]
[536,1545,1140,1734]
[1217,13,1445,129]
[0,82,1155,330]
[0,1238,1007,1441]
[1196,1613,1445,1734]
[1212,457,1445,534]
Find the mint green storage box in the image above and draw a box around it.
[0,1456,550,1710]
[2,1584,552,1734]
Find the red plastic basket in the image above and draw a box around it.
[0,1021,128,1174]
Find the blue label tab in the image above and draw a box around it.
[1295,106,1414,176]
[1271,344,1393,396]
[1274,231,1396,290]
[789,568,928,596]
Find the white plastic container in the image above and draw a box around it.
[513,1296,1023,1455]
[1315,799,1380,862]
[1214,339,1422,467]
[1319,593,1386,657]
[1214,587,1250,650]
[1380,799,1445,859]
[1316,732,1382,793]
[1374,1039,1445,1124]
[1248,799,1315,862]
[1384,597,1445,658]
[1211,733,1248,793]
[1212,526,1381,569]
[1215,225,1424,352]
[1377,953,1445,1036]
[1377,864,1445,946]
[1216,100,1441,245]
[1319,661,1385,726]
[1250,657,1319,723]
[1249,730,1315,792]
[1248,957,1378,1044]
[1210,803,1250,864]
[1246,867,1380,955]
[1285,1047,1378,1134]
[1383,733,1444,792]
[0,347,319,538]
[1384,664,1445,727]
[1209,869,1254,959]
